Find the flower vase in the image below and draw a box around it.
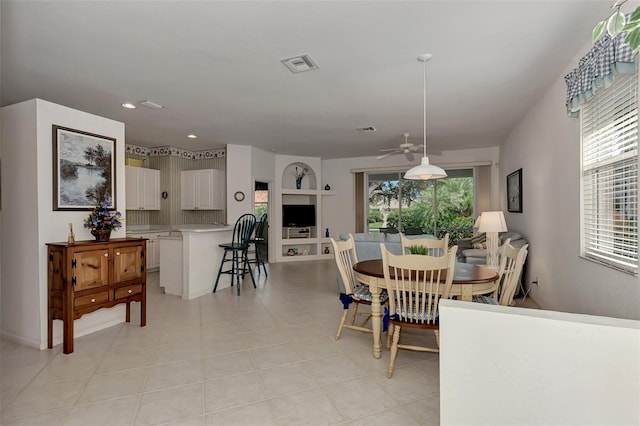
[295,178,302,189]
[92,230,111,242]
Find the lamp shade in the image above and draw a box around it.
[477,211,507,233]
[404,157,447,180]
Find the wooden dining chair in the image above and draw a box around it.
[330,235,388,340]
[400,233,449,256]
[473,240,529,306]
[381,244,457,378]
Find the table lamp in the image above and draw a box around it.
[477,211,507,269]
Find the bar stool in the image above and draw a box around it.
[213,213,256,296]
[248,213,268,276]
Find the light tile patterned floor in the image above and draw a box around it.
[1,260,444,425]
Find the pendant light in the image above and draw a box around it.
[404,53,447,180]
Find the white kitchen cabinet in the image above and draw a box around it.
[127,231,169,270]
[180,169,224,210]
[125,166,160,210]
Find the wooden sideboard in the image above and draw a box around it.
[47,238,147,354]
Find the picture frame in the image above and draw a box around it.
[53,125,116,211]
[507,168,522,213]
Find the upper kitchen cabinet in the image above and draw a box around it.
[125,166,160,210]
[181,169,224,210]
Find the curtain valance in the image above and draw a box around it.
[565,31,635,117]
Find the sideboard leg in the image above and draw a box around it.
[126,301,131,323]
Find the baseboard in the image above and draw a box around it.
[0,330,41,349]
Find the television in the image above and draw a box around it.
[282,204,316,227]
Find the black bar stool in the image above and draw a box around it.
[248,213,268,276]
[213,213,256,296]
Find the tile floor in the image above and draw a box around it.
[1,260,446,425]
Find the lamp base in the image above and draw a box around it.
[485,232,500,269]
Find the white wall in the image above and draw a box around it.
[321,147,500,238]
[439,300,640,425]
[499,43,640,320]
[1,99,126,349]
[226,144,253,224]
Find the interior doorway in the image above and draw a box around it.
[254,181,269,262]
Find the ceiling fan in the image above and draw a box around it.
[377,133,423,161]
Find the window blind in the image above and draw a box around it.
[581,71,639,273]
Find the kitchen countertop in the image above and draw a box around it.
[176,225,233,233]
[126,225,171,233]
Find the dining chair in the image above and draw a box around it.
[472,240,529,306]
[213,213,257,296]
[381,243,457,378]
[330,235,388,340]
[400,233,449,256]
[248,213,268,276]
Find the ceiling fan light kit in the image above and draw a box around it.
[404,53,447,180]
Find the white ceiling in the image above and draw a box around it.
[1,1,611,159]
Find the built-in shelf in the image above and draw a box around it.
[276,158,337,263]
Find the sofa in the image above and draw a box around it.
[336,232,436,293]
[458,231,528,265]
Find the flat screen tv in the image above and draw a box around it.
[282,204,316,227]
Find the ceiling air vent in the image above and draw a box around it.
[281,54,319,73]
[356,126,377,132]
[139,100,164,110]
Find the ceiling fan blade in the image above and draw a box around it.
[379,148,399,152]
[404,152,415,162]
[376,151,399,160]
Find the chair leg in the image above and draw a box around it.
[335,309,349,340]
[386,324,394,349]
[358,313,372,328]
[388,325,401,378]
[243,249,256,288]
[213,249,229,293]
[350,303,359,325]
[233,249,243,296]
[256,244,268,277]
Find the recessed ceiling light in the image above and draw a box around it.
[121,103,136,109]
[187,134,197,139]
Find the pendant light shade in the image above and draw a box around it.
[404,53,447,180]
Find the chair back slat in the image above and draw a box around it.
[400,233,449,256]
[496,242,529,306]
[330,234,359,294]
[233,213,257,247]
[381,244,457,326]
[253,214,267,240]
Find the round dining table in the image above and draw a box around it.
[353,259,499,359]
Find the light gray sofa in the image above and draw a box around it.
[458,231,528,265]
[339,232,437,260]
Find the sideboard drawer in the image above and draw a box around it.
[115,284,142,300]
[75,291,109,309]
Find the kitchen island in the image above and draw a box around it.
[159,225,233,300]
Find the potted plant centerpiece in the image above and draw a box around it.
[84,200,123,242]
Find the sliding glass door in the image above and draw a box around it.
[368,169,475,242]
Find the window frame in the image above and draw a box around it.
[580,70,639,275]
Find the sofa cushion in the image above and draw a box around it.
[500,231,523,242]
[340,232,385,242]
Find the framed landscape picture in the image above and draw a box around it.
[53,125,116,211]
[507,168,522,213]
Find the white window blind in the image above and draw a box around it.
[581,71,639,273]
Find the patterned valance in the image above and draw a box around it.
[565,31,635,117]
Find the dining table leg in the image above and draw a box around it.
[369,279,383,359]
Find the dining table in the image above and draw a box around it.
[353,259,499,359]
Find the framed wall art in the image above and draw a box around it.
[53,125,116,210]
[507,168,522,213]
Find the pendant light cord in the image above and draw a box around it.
[423,58,427,158]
